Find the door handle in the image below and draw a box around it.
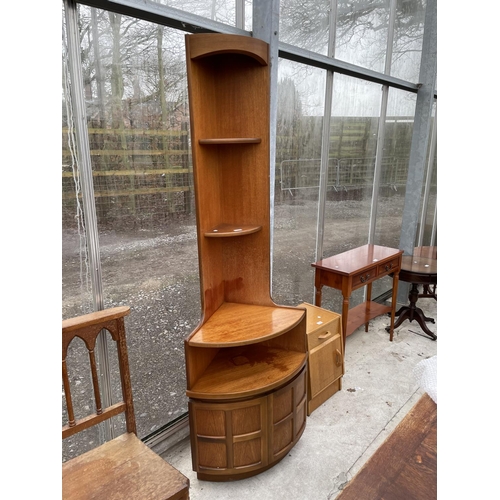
[336,349,342,367]
[318,331,332,340]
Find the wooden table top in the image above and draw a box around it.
[312,244,403,276]
[336,392,437,500]
[402,246,437,276]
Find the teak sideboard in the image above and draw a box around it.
[183,33,307,482]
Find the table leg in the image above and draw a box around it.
[388,270,400,342]
[365,283,372,332]
[314,284,323,307]
[342,295,350,351]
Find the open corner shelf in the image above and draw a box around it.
[186,345,307,400]
[188,302,305,346]
[199,138,262,145]
[184,33,307,481]
[204,224,262,238]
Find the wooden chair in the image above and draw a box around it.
[62,306,190,500]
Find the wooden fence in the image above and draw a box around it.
[62,117,428,229]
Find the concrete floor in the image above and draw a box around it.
[161,297,438,500]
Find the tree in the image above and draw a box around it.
[280,0,426,76]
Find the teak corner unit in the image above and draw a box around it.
[183,33,308,482]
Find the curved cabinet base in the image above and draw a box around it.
[188,366,307,481]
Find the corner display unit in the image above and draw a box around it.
[183,34,308,482]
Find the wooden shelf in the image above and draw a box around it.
[187,345,307,399]
[346,301,392,337]
[199,138,261,145]
[204,223,262,238]
[187,33,269,65]
[189,302,305,347]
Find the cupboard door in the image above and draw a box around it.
[189,397,268,477]
[269,367,307,461]
[308,333,343,398]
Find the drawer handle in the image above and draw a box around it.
[336,349,342,367]
[384,263,393,271]
[360,274,370,283]
[318,331,332,340]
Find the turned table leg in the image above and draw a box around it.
[388,270,400,342]
[314,284,323,307]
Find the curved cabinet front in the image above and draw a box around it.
[188,366,307,481]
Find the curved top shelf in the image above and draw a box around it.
[188,302,305,347]
[186,33,269,66]
[199,138,262,145]
[205,224,262,238]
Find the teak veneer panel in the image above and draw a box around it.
[186,34,271,316]
[188,302,305,346]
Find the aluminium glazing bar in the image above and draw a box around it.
[368,0,397,244]
[417,106,437,246]
[77,0,250,36]
[80,0,429,97]
[236,0,244,30]
[398,0,437,302]
[430,204,437,247]
[278,42,419,94]
[64,0,114,441]
[253,0,280,294]
[315,0,337,267]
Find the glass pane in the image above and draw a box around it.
[272,59,326,306]
[62,16,94,321]
[335,0,390,73]
[62,5,200,460]
[320,74,382,310]
[374,88,417,249]
[279,0,330,55]
[417,100,437,246]
[146,0,239,26]
[391,0,426,82]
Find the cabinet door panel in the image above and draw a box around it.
[308,334,343,397]
[234,438,262,467]
[189,398,267,474]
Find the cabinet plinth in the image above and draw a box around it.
[184,33,307,481]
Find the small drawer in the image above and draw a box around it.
[307,317,340,350]
[352,268,376,287]
[377,258,400,277]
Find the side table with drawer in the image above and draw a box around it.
[312,245,403,348]
[299,302,344,415]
